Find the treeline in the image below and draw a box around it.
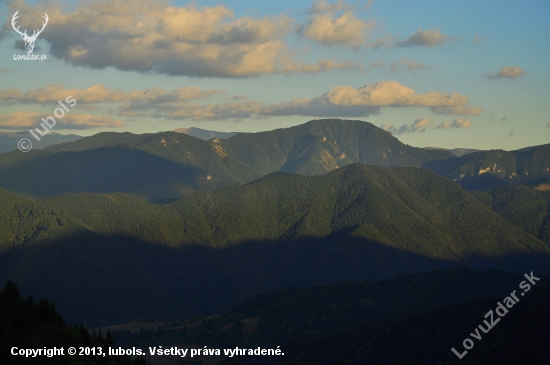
[0,281,148,365]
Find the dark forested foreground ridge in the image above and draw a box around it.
[1,163,550,326]
[0,281,147,365]
[5,270,548,364]
[221,282,550,365]
[0,119,548,201]
[111,269,547,343]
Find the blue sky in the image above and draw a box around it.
[0,0,549,150]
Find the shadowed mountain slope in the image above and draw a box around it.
[1,132,260,201]
[1,164,549,326]
[40,163,550,263]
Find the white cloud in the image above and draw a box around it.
[299,11,375,47]
[0,84,222,104]
[429,105,482,116]
[312,81,478,112]
[398,28,453,47]
[164,101,263,121]
[236,81,473,119]
[279,58,360,74]
[381,117,471,135]
[0,111,124,129]
[3,0,357,77]
[486,66,526,79]
[436,118,472,130]
[2,81,481,123]
[380,117,433,135]
[408,117,434,132]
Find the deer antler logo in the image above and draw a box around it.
[11,10,49,54]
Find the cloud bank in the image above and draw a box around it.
[3,0,356,77]
[0,81,481,122]
[0,111,124,129]
[152,80,480,120]
[0,85,222,104]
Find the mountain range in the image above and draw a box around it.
[424,147,480,157]
[0,120,547,203]
[0,118,549,329]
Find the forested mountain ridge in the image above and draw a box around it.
[39,163,550,261]
[471,184,550,245]
[216,119,454,175]
[423,143,550,191]
[1,132,261,201]
[1,119,548,200]
[1,164,549,326]
[44,119,456,178]
[0,188,88,252]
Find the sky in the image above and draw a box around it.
[0,0,549,150]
